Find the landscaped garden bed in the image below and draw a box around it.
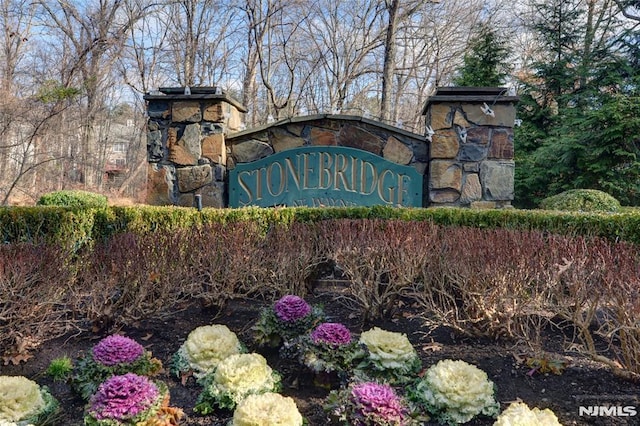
[1,216,639,424]
[3,293,638,425]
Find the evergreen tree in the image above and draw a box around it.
[453,23,511,87]
[514,0,640,207]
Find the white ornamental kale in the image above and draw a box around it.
[410,359,500,425]
[356,327,421,383]
[231,392,303,426]
[493,401,562,426]
[171,324,243,378]
[0,376,58,425]
[195,353,281,413]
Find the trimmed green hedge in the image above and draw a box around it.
[0,206,97,248]
[1,205,639,248]
[539,189,621,212]
[37,190,108,209]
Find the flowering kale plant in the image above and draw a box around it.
[293,322,365,384]
[408,359,500,425]
[194,353,282,413]
[231,392,304,426]
[356,327,422,384]
[170,324,244,381]
[493,401,562,426]
[311,322,352,346]
[325,381,410,426]
[93,334,144,365]
[84,373,182,426]
[0,375,59,426]
[253,295,325,347]
[275,295,312,321]
[72,335,163,401]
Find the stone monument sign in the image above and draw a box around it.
[144,86,517,209]
[229,146,423,208]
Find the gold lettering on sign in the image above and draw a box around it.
[378,169,395,203]
[231,147,420,207]
[253,169,263,200]
[284,157,301,191]
[267,162,285,197]
[334,154,352,192]
[397,174,408,205]
[319,152,333,190]
[237,170,253,204]
[303,152,314,189]
[350,156,358,190]
[360,160,377,195]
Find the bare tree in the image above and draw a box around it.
[0,0,34,94]
[380,0,447,124]
[238,0,290,124]
[35,0,148,189]
[251,0,315,120]
[381,0,488,128]
[614,0,640,21]
[159,0,239,87]
[380,0,400,122]
[303,0,385,114]
[0,83,80,205]
[120,0,170,95]
[0,0,52,204]
[195,5,242,87]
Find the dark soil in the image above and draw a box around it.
[3,291,639,426]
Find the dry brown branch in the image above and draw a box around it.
[0,243,76,356]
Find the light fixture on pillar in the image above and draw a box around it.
[426,125,435,142]
[481,102,495,117]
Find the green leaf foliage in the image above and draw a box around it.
[2,205,640,248]
[539,189,621,212]
[453,22,511,87]
[37,190,108,209]
[36,80,81,103]
[514,0,640,208]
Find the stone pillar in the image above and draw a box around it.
[144,87,246,207]
[422,87,518,208]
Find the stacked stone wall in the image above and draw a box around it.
[424,88,517,208]
[144,87,516,209]
[226,116,427,173]
[145,90,244,207]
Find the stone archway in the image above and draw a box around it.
[225,115,427,208]
[144,86,517,209]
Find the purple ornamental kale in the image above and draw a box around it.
[350,382,406,425]
[274,295,311,322]
[311,323,352,346]
[88,373,159,421]
[92,335,145,366]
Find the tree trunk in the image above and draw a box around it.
[381,0,399,123]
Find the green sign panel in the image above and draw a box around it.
[229,146,423,208]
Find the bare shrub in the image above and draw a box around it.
[70,230,196,331]
[185,222,267,305]
[550,237,640,382]
[321,219,434,323]
[412,225,640,381]
[414,227,559,342]
[0,243,77,358]
[258,222,325,298]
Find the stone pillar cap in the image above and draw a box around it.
[143,86,247,113]
[421,86,518,115]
